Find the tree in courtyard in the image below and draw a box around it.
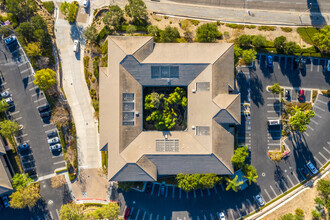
[125,0,147,24]
[160,26,180,43]
[165,87,187,107]
[103,5,124,29]
[24,42,42,58]
[312,25,330,53]
[11,174,33,190]
[274,36,287,52]
[231,145,249,169]
[59,203,84,220]
[251,35,266,48]
[269,83,281,94]
[243,164,258,185]
[126,25,136,35]
[242,49,257,65]
[9,184,40,209]
[84,25,98,44]
[34,68,57,90]
[0,100,9,112]
[225,175,243,192]
[289,107,315,132]
[144,92,164,110]
[60,1,78,23]
[198,174,221,189]
[237,34,252,47]
[196,23,222,43]
[0,120,19,138]
[88,202,120,220]
[284,41,296,55]
[147,25,160,38]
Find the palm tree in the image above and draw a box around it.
[226,175,243,192]
[244,171,258,185]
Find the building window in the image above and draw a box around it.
[151,66,179,79]
[122,93,135,126]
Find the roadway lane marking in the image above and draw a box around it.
[207,188,210,196]
[323,147,330,155]
[319,152,328,161]
[179,188,181,199]
[314,156,323,166]
[53,160,65,165]
[230,209,235,220]
[142,211,146,220]
[135,209,140,220]
[286,175,294,187]
[172,186,175,199]
[213,185,218,193]
[200,188,203,197]
[193,189,196,198]
[310,119,319,125]
[313,105,325,112]
[307,125,314,131]
[264,189,272,201]
[292,172,300,183]
[236,205,242,219]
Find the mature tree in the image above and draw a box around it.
[289,108,315,132]
[243,165,258,185]
[231,145,249,169]
[147,25,160,38]
[59,203,84,220]
[9,184,40,209]
[103,5,124,29]
[0,100,9,112]
[242,49,257,65]
[126,25,136,35]
[0,120,19,138]
[31,15,47,30]
[16,22,35,42]
[196,23,221,43]
[11,174,33,190]
[24,42,41,58]
[176,173,201,192]
[84,25,98,43]
[184,30,194,42]
[89,203,120,220]
[199,174,221,189]
[252,35,266,48]
[60,1,78,23]
[125,0,147,22]
[284,41,296,55]
[33,29,48,46]
[6,0,36,21]
[269,83,281,94]
[225,175,243,192]
[237,34,252,47]
[145,92,164,109]
[315,197,326,208]
[311,209,321,219]
[166,87,187,107]
[317,179,330,198]
[312,25,330,52]
[34,68,57,90]
[274,36,287,52]
[160,26,180,43]
[280,213,294,220]
[234,45,243,63]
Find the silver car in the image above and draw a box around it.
[256,195,265,206]
[0,91,10,98]
[50,144,61,151]
[5,97,13,104]
[48,137,59,145]
[73,40,79,53]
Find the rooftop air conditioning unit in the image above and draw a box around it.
[135,112,139,117]
[192,126,195,130]
[192,89,196,93]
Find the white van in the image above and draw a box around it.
[268,119,281,126]
[73,40,79,53]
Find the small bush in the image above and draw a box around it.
[164,16,169,19]
[154,18,161,22]
[226,23,245,29]
[93,57,100,79]
[190,19,200,26]
[281,27,293,32]
[96,25,112,44]
[216,21,221,26]
[91,77,96,83]
[100,40,108,55]
[295,208,304,217]
[258,26,276,31]
[180,19,191,31]
[269,83,281,94]
[245,25,256,29]
[92,98,99,112]
[43,1,55,14]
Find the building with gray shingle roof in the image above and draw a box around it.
[100,36,241,181]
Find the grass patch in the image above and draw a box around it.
[7,149,22,174]
[43,1,55,14]
[297,27,319,45]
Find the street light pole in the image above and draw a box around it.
[299,3,312,25]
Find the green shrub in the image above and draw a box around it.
[164,16,169,19]
[96,25,112,43]
[43,1,55,14]
[237,34,252,46]
[93,57,100,79]
[69,173,76,181]
[295,208,304,217]
[190,19,200,26]
[100,40,108,55]
[226,23,245,29]
[84,203,104,207]
[269,83,281,94]
[281,27,293,32]
[92,98,99,112]
[196,23,222,42]
[297,27,319,45]
[91,77,96,83]
[258,26,276,31]
[245,25,256,29]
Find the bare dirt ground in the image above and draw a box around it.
[262,172,330,220]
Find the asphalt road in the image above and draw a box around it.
[0,41,65,178]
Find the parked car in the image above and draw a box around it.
[299,58,306,70]
[47,137,59,145]
[73,40,80,53]
[0,91,10,98]
[285,90,290,100]
[1,196,9,208]
[83,0,88,8]
[267,55,273,68]
[300,167,310,178]
[5,97,13,104]
[306,161,318,174]
[40,111,51,118]
[219,212,226,220]
[160,184,166,196]
[50,144,61,151]
[298,89,305,102]
[38,104,50,112]
[256,195,265,206]
[145,182,152,193]
[5,35,17,46]
[124,207,131,220]
[268,119,281,126]
[18,143,29,151]
[327,60,330,72]
[47,130,58,138]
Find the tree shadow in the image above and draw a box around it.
[236,73,249,103]
[70,24,86,46]
[249,73,264,107]
[279,56,302,88]
[321,60,330,85]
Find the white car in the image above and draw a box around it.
[0,91,10,98]
[219,212,226,220]
[48,137,60,145]
[256,195,265,206]
[2,196,9,208]
[83,0,88,8]
[5,97,13,104]
[73,40,79,53]
[50,144,61,151]
[327,60,330,72]
[307,161,318,174]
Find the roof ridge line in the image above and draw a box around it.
[212,44,234,65]
[211,153,234,174]
[225,94,240,124]
[133,37,154,60]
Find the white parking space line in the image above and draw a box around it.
[163,216,166,220]
[186,191,188,199]
[165,186,168,198]
[135,209,140,220]
[18,62,28,67]
[149,213,153,220]
[307,125,314,131]
[20,68,29,74]
[310,119,319,125]
[27,81,34,85]
[200,189,203,197]
[158,185,161,197]
[10,111,20,115]
[220,184,224,191]
[156,215,159,220]
[323,147,330,155]
[193,190,196,198]
[43,124,51,127]
[179,188,181,199]
[264,189,272,201]
[142,211,146,220]
[56,209,60,219]
[230,209,234,220]
[53,160,65,165]
[267,103,281,106]
[317,99,327,105]
[29,86,39,91]
[319,152,328,161]
[275,182,283,194]
[130,207,134,216]
[298,169,306,181]
[52,153,63,158]
[13,117,22,121]
[172,186,175,199]
[292,172,299,183]
[313,105,326,112]
[311,59,313,71]
[267,97,280,100]
[34,97,46,103]
[210,213,213,220]
[242,203,248,216]
[284,56,287,69]
[246,199,254,211]
[304,132,310,137]
[314,156,323,166]
[236,205,242,219]
[207,188,210,196]
[281,179,289,191]
[317,59,320,72]
[16,134,28,138]
[213,185,218,193]
[286,175,294,187]
[32,92,44,97]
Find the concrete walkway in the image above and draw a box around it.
[54,7,100,169]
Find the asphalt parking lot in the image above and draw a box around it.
[0,40,65,178]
